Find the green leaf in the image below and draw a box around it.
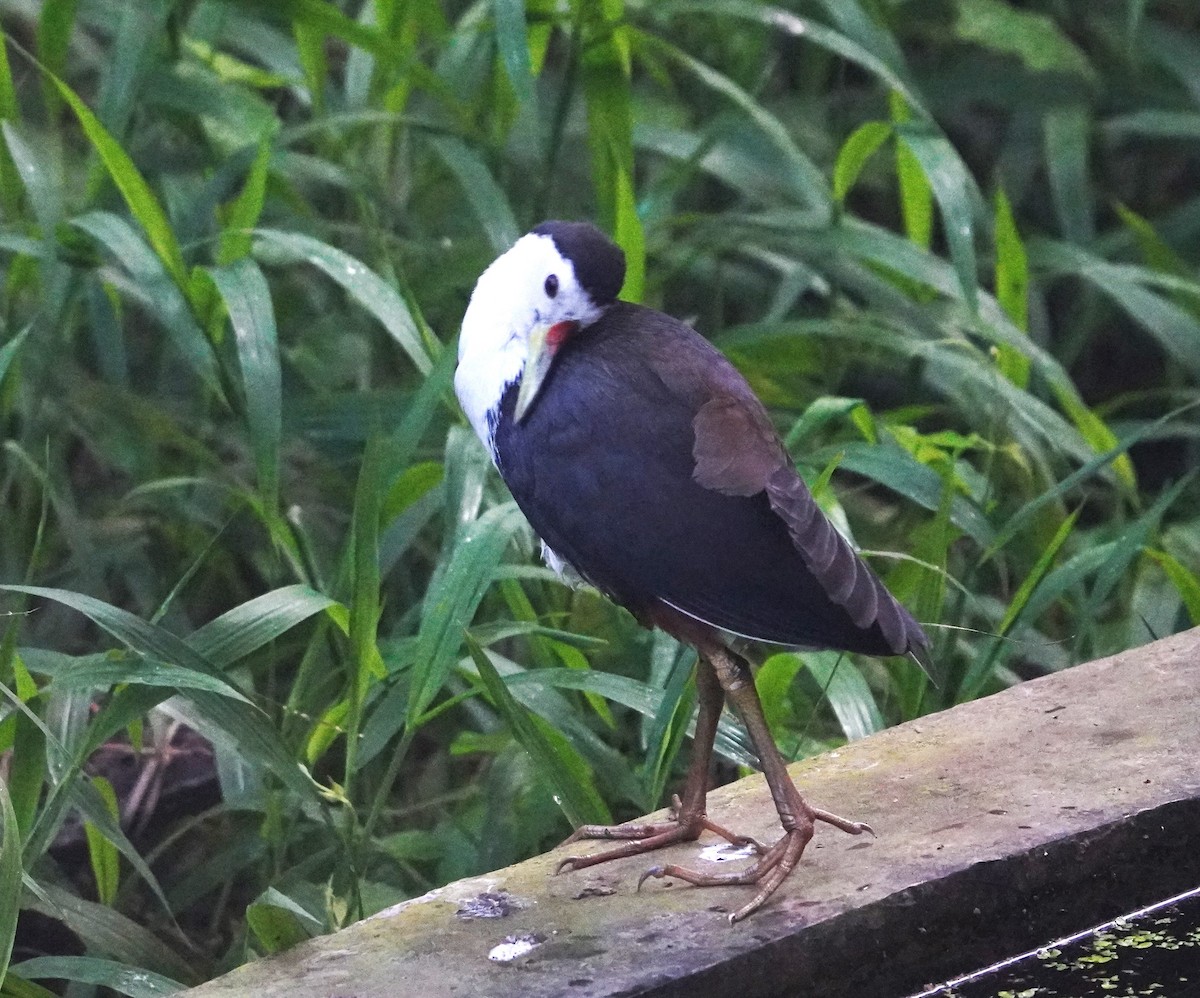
[992,186,1030,386]
[0,586,319,804]
[71,211,219,390]
[21,884,195,985]
[36,0,80,113]
[984,398,1200,560]
[612,160,645,303]
[1112,201,1189,276]
[465,635,609,827]
[1145,550,1200,626]
[891,93,933,252]
[48,71,188,289]
[833,121,892,204]
[1033,240,1200,380]
[492,0,537,107]
[208,258,282,510]
[186,585,338,668]
[954,0,1096,82]
[254,229,432,374]
[0,38,19,215]
[1050,383,1137,492]
[344,432,386,782]
[405,503,524,727]
[577,0,645,299]
[0,326,30,390]
[82,777,120,906]
[10,957,183,997]
[639,31,829,210]
[1043,107,1094,244]
[0,779,21,984]
[428,136,519,254]
[218,139,272,265]
[798,651,884,741]
[665,2,926,115]
[997,510,1080,636]
[246,887,321,955]
[0,586,244,700]
[895,119,979,311]
[785,396,864,449]
[21,650,247,700]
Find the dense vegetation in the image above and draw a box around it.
[1,0,1197,991]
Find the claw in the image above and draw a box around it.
[636,866,665,891]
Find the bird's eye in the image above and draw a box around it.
[544,274,559,298]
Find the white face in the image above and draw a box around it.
[455,232,604,458]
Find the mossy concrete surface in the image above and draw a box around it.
[184,628,1200,998]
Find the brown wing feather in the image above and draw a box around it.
[764,466,924,655]
[629,304,926,656]
[684,374,924,655]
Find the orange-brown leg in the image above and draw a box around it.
[638,641,872,922]
[556,656,766,875]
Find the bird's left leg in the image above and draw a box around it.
[556,655,765,875]
[638,642,871,922]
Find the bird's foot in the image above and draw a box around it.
[556,795,767,875]
[636,808,872,923]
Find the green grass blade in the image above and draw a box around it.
[891,93,933,251]
[0,34,21,215]
[833,121,892,204]
[22,884,195,984]
[0,586,245,697]
[81,777,120,906]
[254,229,432,374]
[0,326,30,390]
[465,635,609,827]
[344,432,385,785]
[1033,240,1200,380]
[186,585,337,668]
[954,0,1096,81]
[896,120,979,310]
[1089,474,1195,612]
[0,778,20,984]
[208,258,282,511]
[983,399,1200,561]
[577,0,645,299]
[798,651,884,742]
[71,211,219,389]
[35,0,79,115]
[245,887,321,955]
[1043,106,1095,243]
[23,649,248,701]
[9,957,183,998]
[492,0,537,108]
[217,139,272,265]
[48,72,188,290]
[0,586,319,803]
[1146,550,1200,626]
[666,1,926,114]
[428,136,519,254]
[639,31,830,210]
[405,502,524,728]
[997,510,1080,636]
[992,186,1030,386]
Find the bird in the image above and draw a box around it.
[455,220,928,922]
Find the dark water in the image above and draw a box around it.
[911,886,1200,998]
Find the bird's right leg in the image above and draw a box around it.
[556,657,765,874]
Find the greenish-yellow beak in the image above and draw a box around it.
[514,320,577,422]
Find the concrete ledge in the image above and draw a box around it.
[185,628,1200,998]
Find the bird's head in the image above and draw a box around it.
[456,221,626,447]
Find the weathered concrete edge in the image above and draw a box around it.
[182,628,1200,998]
[663,797,1200,998]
